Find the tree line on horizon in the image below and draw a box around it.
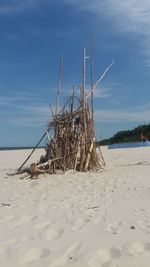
[98,123,150,146]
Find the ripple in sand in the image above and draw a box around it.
[123,241,146,256]
[88,248,112,267]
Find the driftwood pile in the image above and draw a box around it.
[18,48,113,177]
[41,105,101,173]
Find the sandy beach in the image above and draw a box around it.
[0,146,150,267]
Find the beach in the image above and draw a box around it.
[0,146,150,267]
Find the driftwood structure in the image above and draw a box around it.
[18,48,113,177]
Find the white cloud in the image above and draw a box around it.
[63,0,150,33]
[3,105,51,128]
[95,104,150,123]
[4,0,150,64]
[0,92,52,127]
[63,0,150,64]
[93,87,111,99]
[0,93,46,107]
[3,0,150,39]
[0,0,37,14]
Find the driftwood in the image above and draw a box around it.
[18,48,109,177]
[86,59,114,99]
[18,129,51,172]
[84,142,94,171]
[30,163,45,178]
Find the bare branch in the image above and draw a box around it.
[86,59,114,99]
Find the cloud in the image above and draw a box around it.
[63,0,150,34]
[0,93,43,107]
[0,0,37,14]
[3,0,150,65]
[3,105,51,128]
[0,92,51,127]
[93,87,111,99]
[63,0,150,64]
[94,104,150,123]
[3,0,150,39]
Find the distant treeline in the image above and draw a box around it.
[98,123,150,146]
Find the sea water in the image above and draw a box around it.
[108,141,150,149]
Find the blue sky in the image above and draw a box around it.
[1,0,150,146]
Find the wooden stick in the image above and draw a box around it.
[90,47,94,125]
[18,127,52,172]
[70,86,75,112]
[37,157,61,168]
[82,48,86,133]
[84,142,94,171]
[98,146,105,166]
[49,103,54,117]
[53,93,81,120]
[51,108,84,124]
[55,55,63,115]
[86,59,114,99]
[74,140,80,170]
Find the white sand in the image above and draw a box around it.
[0,146,150,267]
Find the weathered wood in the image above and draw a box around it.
[18,48,107,176]
[18,128,52,172]
[86,59,114,99]
[37,157,61,168]
[84,142,94,171]
[55,55,63,115]
[30,163,45,178]
[91,47,94,125]
[98,146,105,166]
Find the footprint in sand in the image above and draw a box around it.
[144,242,150,253]
[123,241,150,257]
[134,208,146,216]
[49,242,82,267]
[34,221,51,230]
[0,239,18,257]
[110,247,121,259]
[18,247,50,264]
[88,242,150,267]
[2,214,15,223]
[0,238,18,247]
[104,222,123,234]
[41,227,64,241]
[88,246,122,267]
[137,219,150,234]
[72,218,88,231]
[88,248,112,267]
[0,246,7,254]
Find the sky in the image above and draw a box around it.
[1,0,150,146]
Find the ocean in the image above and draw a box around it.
[108,141,150,149]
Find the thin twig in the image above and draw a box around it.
[86,59,114,99]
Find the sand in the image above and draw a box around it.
[0,146,150,267]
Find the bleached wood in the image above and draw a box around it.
[86,59,114,99]
[55,55,63,115]
[84,142,94,171]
